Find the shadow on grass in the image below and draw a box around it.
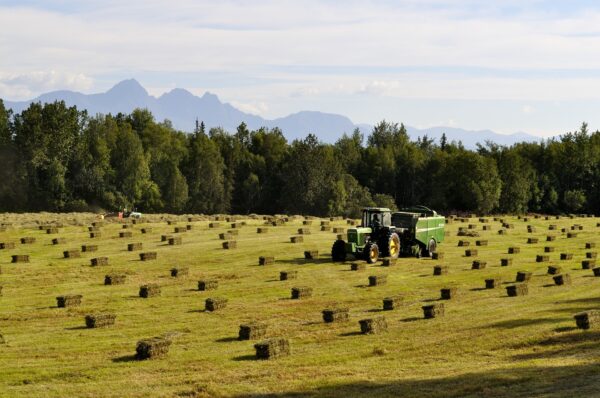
[232,354,257,361]
[339,331,362,337]
[485,317,564,329]
[231,363,600,397]
[469,287,487,292]
[215,336,239,343]
[64,326,88,331]
[400,317,421,323]
[112,355,137,363]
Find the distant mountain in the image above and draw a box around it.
[3,79,543,147]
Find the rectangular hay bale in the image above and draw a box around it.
[368,275,387,286]
[291,286,312,299]
[506,283,528,296]
[139,284,161,298]
[239,322,267,340]
[90,257,109,266]
[254,338,290,359]
[259,256,274,265]
[139,252,157,261]
[422,303,444,319]
[104,274,126,285]
[322,307,349,323]
[205,297,228,311]
[198,279,218,291]
[574,310,600,329]
[136,337,171,360]
[56,294,82,307]
[359,316,387,334]
[85,313,116,328]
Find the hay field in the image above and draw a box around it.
[2,213,600,397]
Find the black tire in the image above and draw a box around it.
[425,239,437,258]
[364,242,379,264]
[331,240,347,262]
[378,231,401,259]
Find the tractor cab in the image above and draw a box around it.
[361,208,392,229]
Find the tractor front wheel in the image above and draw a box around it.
[364,242,379,264]
[387,233,401,259]
[331,240,347,262]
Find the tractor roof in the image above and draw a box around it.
[363,207,391,213]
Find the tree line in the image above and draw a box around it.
[0,99,596,217]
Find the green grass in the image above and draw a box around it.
[2,214,600,397]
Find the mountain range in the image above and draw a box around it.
[3,79,543,148]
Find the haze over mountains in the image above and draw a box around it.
[3,79,542,148]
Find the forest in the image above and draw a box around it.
[0,99,596,217]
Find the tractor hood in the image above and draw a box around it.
[347,227,371,247]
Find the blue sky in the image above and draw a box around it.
[2,0,600,136]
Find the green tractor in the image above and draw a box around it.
[332,206,445,262]
[331,208,401,264]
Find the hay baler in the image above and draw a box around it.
[331,206,445,262]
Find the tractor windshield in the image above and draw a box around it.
[362,211,391,228]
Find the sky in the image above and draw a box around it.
[2,0,600,136]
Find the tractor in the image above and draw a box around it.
[331,206,445,262]
[331,207,400,264]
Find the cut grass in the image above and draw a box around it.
[0,213,600,397]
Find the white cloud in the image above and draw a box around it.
[229,100,269,116]
[0,71,93,100]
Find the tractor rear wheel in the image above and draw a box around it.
[364,242,379,264]
[331,240,347,262]
[379,231,401,259]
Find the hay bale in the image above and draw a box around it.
[479,218,489,223]
[547,265,562,275]
[368,275,387,286]
[471,260,487,270]
[52,238,66,245]
[465,249,478,257]
[228,229,239,236]
[382,295,403,310]
[500,258,513,267]
[11,254,29,263]
[574,310,600,329]
[321,226,331,232]
[333,227,345,234]
[104,274,126,285]
[139,252,157,261]
[136,337,171,360]
[544,247,555,253]
[259,256,274,266]
[90,257,109,266]
[432,252,444,260]
[290,236,303,243]
[586,242,596,249]
[91,221,104,227]
[223,241,237,249]
[141,228,152,234]
[546,235,556,242]
[536,255,550,263]
[89,232,102,238]
[20,237,35,244]
[85,313,116,328]
[516,271,532,282]
[359,316,387,334]
[458,240,470,247]
[174,227,187,233]
[527,238,539,244]
[139,284,160,298]
[322,307,349,323]
[239,322,267,340]
[280,271,298,281]
[231,222,242,229]
[63,250,81,259]
[433,265,448,275]
[476,240,488,246]
[468,224,477,229]
[560,253,573,260]
[582,260,596,270]
[527,226,536,233]
[297,228,311,235]
[56,295,82,307]
[254,338,290,359]
[119,231,133,238]
[122,224,133,229]
[170,267,188,277]
[209,223,220,229]
[457,230,480,237]
[498,229,508,235]
[586,252,597,259]
[422,303,444,319]
[506,283,528,297]
[592,267,600,277]
[168,237,182,246]
[553,274,571,286]
[219,232,233,240]
[291,286,312,299]
[81,244,98,252]
[257,227,269,234]
[381,257,397,267]
[350,263,366,271]
[46,227,59,234]
[198,279,218,291]
[440,287,458,299]
[205,297,228,311]
[320,221,330,226]
[508,247,520,254]
[304,250,319,259]
[161,235,172,242]
[567,232,578,238]
[1,242,16,250]
[549,224,557,230]
[303,220,313,226]
[485,278,502,289]
[186,224,193,231]
[482,225,492,231]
